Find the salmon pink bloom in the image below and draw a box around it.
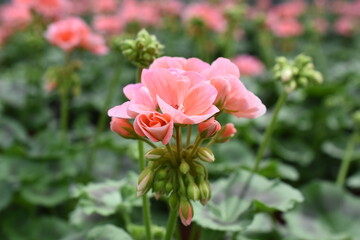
[142,68,219,124]
[14,0,36,7]
[0,3,32,30]
[198,117,221,138]
[269,18,304,38]
[34,0,69,19]
[272,0,307,18]
[182,2,227,33]
[335,17,357,36]
[83,33,108,55]
[45,17,90,52]
[179,197,193,226]
[134,112,174,145]
[218,123,237,142]
[119,0,161,27]
[93,15,123,35]
[203,58,266,119]
[92,0,118,14]
[232,55,264,77]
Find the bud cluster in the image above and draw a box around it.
[273,54,323,93]
[137,146,213,226]
[120,29,164,68]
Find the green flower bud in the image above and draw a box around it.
[169,193,179,209]
[145,147,167,160]
[179,160,190,174]
[156,168,168,180]
[165,181,173,195]
[187,181,200,201]
[179,197,193,226]
[197,147,215,162]
[137,168,154,196]
[199,180,211,205]
[153,180,165,193]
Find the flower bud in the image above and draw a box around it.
[179,197,193,226]
[199,180,211,205]
[156,168,168,180]
[187,181,200,201]
[198,117,221,138]
[165,181,173,195]
[145,147,167,160]
[153,180,165,193]
[217,123,237,143]
[179,160,190,174]
[110,117,136,139]
[197,147,215,162]
[137,168,154,196]
[169,193,179,209]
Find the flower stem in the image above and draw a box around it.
[239,90,287,198]
[60,81,69,141]
[187,134,203,161]
[164,208,178,240]
[175,125,182,160]
[140,138,157,149]
[136,67,152,240]
[166,144,177,166]
[138,140,152,240]
[254,90,287,172]
[336,130,359,188]
[186,125,192,146]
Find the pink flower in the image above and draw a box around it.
[203,58,266,119]
[157,0,183,16]
[92,0,118,14]
[272,0,307,19]
[134,112,174,145]
[142,68,219,124]
[149,56,210,73]
[232,54,265,77]
[119,0,161,27]
[268,17,304,38]
[34,0,70,19]
[0,3,32,30]
[83,33,109,55]
[45,17,90,52]
[182,2,227,33]
[14,0,36,7]
[93,15,123,35]
[198,117,221,138]
[335,17,357,36]
[110,117,135,138]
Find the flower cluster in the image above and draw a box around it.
[45,17,108,55]
[108,56,266,225]
[273,54,323,93]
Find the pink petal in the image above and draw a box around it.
[107,101,132,118]
[123,83,142,100]
[183,82,217,116]
[203,57,240,79]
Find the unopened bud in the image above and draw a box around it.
[187,182,200,201]
[145,147,167,160]
[198,117,221,138]
[199,180,211,205]
[169,193,179,209]
[110,117,136,139]
[165,181,173,194]
[179,160,190,174]
[137,168,154,196]
[281,68,293,82]
[153,180,165,193]
[197,147,215,162]
[217,123,237,143]
[179,197,193,226]
[156,168,168,179]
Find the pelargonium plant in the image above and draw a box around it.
[108,55,266,238]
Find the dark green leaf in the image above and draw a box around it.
[86,225,133,240]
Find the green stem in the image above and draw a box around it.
[186,125,192,146]
[166,144,177,166]
[253,90,288,172]
[187,134,203,161]
[164,208,178,240]
[175,126,182,160]
[60,82,69,140]
[336,131,359,187]
[136,66,152,240]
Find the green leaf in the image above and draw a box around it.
[127,224,165,240]
[322,138,360,160]
[272,139,314,166]
[86,225,133,240]
[71,173,141,224]
[0,117,27,149]
[257,159,299,181]
[285,181,360,240]
[0,181,14,211]
[192,170,303,232]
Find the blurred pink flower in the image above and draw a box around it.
[134,112,174,145]
[203,58,266,119]
[119,0,161,27]
[332,1,360,18]
[66,0,92,16]
[268,16,304,37]
[83,33,108,55]
[313,18,328,34]
[272,0,307,18]
[0,3,32,30]
[182,2,227,32]
[93,15,123,35]
[45,17,90,52]
[232,54,264,77]
[335,17,357,36]
[13,0,36,7]
[34,0,70,19]
[156,0,183,16]
[92,0,118,14]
